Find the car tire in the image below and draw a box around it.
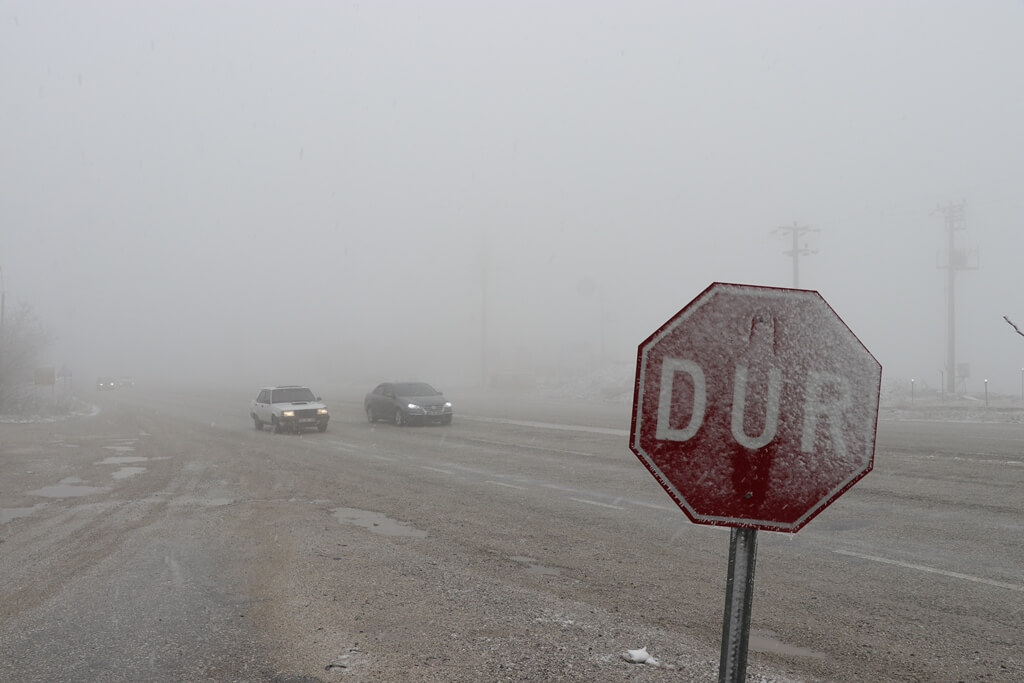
[441,415,452,425]
[394,409,404,426]
[253,416,263,431]
[317,423,327,432]
[272,417,282,434]
[366,406,375,423]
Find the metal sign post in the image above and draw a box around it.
[718,528,758,683]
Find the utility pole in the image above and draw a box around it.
[479,232,489,387]
[935,201,977,394]
[0,263,6,330]
[773,221,819,288]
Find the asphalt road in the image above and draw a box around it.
[1,386,1021,682]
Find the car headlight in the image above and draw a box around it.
[317,408,328,415]
[444,402,452,408]
[282,410,295,417]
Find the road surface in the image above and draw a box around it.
[1,386,1021,681]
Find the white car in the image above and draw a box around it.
[251,385,329,434]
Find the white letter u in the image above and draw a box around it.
[731,365,782,449]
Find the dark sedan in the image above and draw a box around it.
[365,382,453,426]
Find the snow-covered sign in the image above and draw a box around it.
[630,282,881,532]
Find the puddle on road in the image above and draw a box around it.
[0,503,48,524]
[332,507,427,538]
[511,555,562,576]
[27,477,107,498]
[749,631,826,659]
[96,456,148,465]
[111,467,147,480]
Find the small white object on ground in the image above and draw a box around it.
[623,646,659,665]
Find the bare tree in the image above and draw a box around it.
[0,303,53,413]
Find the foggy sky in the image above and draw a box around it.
[2,1,1023,394]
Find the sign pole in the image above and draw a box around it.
[718,527,758,683]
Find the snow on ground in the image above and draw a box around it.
[0,396,98,424]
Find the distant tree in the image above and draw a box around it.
[0,303,53,413]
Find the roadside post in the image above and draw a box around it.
[629,282,881,681]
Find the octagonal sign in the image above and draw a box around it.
[630,282,881,532]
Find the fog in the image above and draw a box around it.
[3,1,1023,396]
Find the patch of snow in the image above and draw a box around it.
[622,645,659,665]
[0,397,99,424]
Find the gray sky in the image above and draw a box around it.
[2,1,1023,394]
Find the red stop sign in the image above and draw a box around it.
[630,282,881,532]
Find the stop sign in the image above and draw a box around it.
[630,282,881,532]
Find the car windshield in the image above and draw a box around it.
[394,383,437,397]
[271,387,316,403]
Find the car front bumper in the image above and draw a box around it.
[405,407,452,424]
[278,410,328,430]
